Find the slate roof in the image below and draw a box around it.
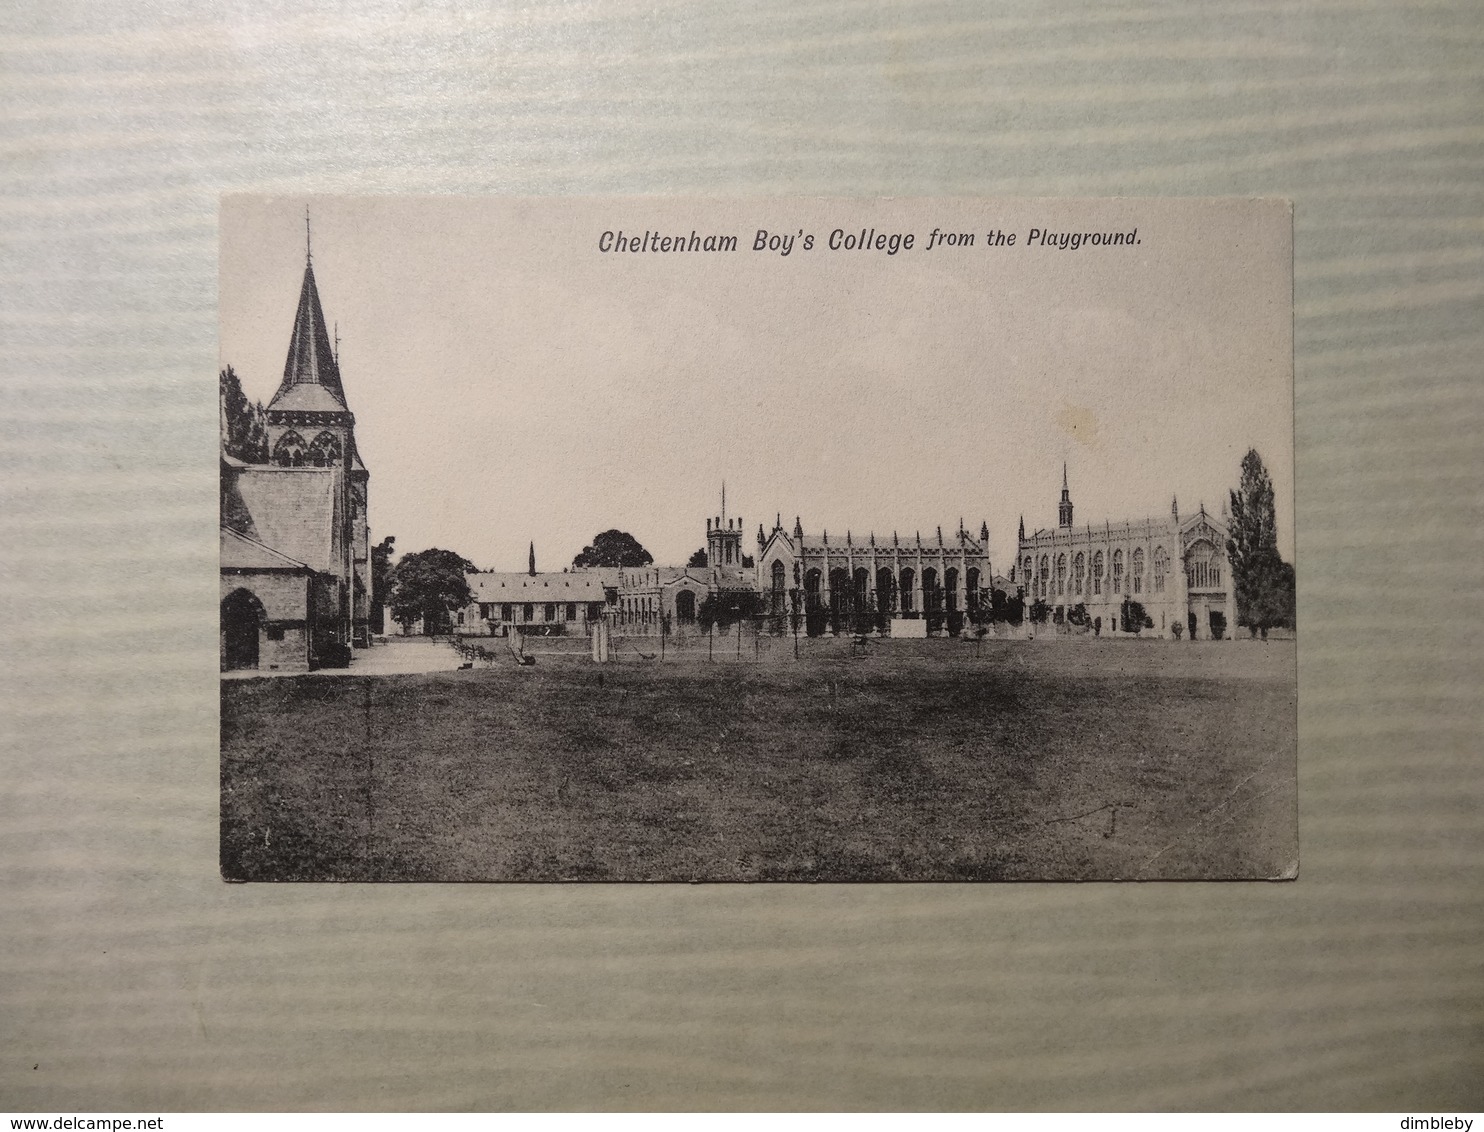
[220,526,312,571]
[267,382,347,415]
[469,571,615,603]
[232,465,341,574]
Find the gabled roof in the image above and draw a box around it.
[232,465,341,574]
[469,571,614,603]
[221,525,312,572]
[268,260,347,412]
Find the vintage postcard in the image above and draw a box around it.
[219,196,1295,882]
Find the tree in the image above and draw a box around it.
[370,535,396,634]
[572,530,653,569]
[1120,598,1150,635]
[387,548,477,635]
[697,589,759,632]
[219,366,268,463]
[1227,448,1295,637]
[1067,602,1089,628]
[687,548,708,568]
[1028,598,1050,625]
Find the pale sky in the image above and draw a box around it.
[220,196,1294,572]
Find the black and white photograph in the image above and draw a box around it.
[220,195,1295,882]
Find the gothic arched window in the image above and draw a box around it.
[1153,547,1169,593]
[1038,555,1050,596]
[1112,549,1124,594]
[1073,552,1085,595]
[306,431,341,467]
[1055,554,1067,596]
[1092,551,1104,595]
[272,430,307,467]
[1186,541,1219,588]
[1132,548,1145,594]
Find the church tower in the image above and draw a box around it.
[1058,463,1074,530]
[705,483,743,567]
[264,222,372,647]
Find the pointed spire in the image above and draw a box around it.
[1018,515,1025,541]
[528,541,536,576]
[980,520,990,542]
[1172,494,1180,522]
[793,515,803,540]
[270,251,347,409]
[1062,461,1069,491]
[936,525,943,545]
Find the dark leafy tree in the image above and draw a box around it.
[697,590,759,632]
[387,548,477,635]
[219,366,268,462]
[686,548,708,568]
[573,530,653,569]
[1067,602,1090,627]
[1227,448,1295,637]
[1120,598,1149,635]
[1028,598,1050,625]
[370,535,396,633]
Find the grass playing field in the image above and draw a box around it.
[220,638,1297,882]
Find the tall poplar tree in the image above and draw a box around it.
[1227,449,1294,636]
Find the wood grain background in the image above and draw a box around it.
[1,0,1480,1112]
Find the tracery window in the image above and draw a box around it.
[272,430,307,467]
[1038,555,1050,597]
[1132,548,1145,594]
[1092,551,1104,595]
[1186,541,1221,588]
[1055,554,1067,596]
[1112,549,1124,594]
[1153,548,1168,593]
[1073,552,1085,595]
[306,431,341,467]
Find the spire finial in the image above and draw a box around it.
[305,206,312,264]
[333,321,340,366]
[721,480,726,522]
[528,541,536,576]
[1062,461,1068,490]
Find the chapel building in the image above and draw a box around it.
[1015,467,1236,640]
[219,248,371,671]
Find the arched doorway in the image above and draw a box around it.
[221,588,266,670]
[675,589,697,625]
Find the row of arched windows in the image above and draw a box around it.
[272,429,342,467]
[793,564,982,614]
[1023,546,1175,599]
